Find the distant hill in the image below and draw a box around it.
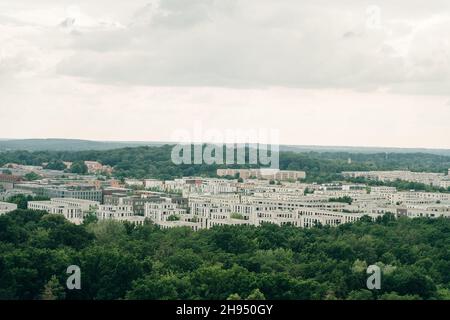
[0,139,166,152]
[280,145,450,157]
[1,139,450,156]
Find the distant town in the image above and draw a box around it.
[2,160,450,230]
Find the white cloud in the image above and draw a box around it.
[1,0,450,92]
[42,0,450,94]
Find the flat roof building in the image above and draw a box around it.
[0,201,17,215]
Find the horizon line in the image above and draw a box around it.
[1,137,450,152]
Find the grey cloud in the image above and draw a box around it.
[0,55,32,78]
[55,1,416,90]
[3,0,450,94]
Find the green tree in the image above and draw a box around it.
[379,292,420,300]
[227,293,242,300]
[2,209,450,300]
[7,194,49,209]
[126,274,191,300]
[44,160,67,171]
[347,289,374,300]
[230,213,245,220]
[167,215,180,221]
[70,161,88,175]
[383,268,437,299]
[82,213,98,225]
[247,288,266,300]
[329,196,353,205]
[24,172,41,181]
[40,275,66,300]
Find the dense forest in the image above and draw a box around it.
[1,145,450,182]
[1,209,450,300]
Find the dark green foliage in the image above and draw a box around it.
[329,196,353,205]
[167,215,180,221]
[70,161,88,175]
[24,172,41,181]
[82,213,98,225]
[346,177,449,193]
[44,160,67,171]
[1,210,450,300]
[6,194,50,210]
[0,210,93,299]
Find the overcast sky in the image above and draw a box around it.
[1,0,449,148]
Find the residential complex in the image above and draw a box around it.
[14,183,103,202]
[342,170,450,188]
[1,161,450,231]
[217,169,306,180]
[27,198,99,224]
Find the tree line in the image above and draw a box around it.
[1,145,450,182]
[1,209,450,300]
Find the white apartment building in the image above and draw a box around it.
[144,179,164,189]
[0,201,17,215]
[199,181,238,194]
[241,195,347,211]
[371,186,398,193]
[392,191,450,205]
[396,207,450,219]
[162,180,186,193]
[143,173,450,231]
[97,204,134,220]
[96,202,147,225]
[156,220,202,231]
[401,203,450,214]
[114,215,146,225]
[144,201,187,222]
[273,170,306,181]
[20,171,449,230]
[255,210,299,226]
[342,170,446,186]
[125,179,144,187]
[208,217,251,228]
[217,169,306,181]
[190,194,241,207]
[250,208,371,228]
[186,191,383,230]
[28,200,83,224]
[0,189,34,201]
[144,200,202,230]
[50,198,99,213]
[439,180,450,189]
